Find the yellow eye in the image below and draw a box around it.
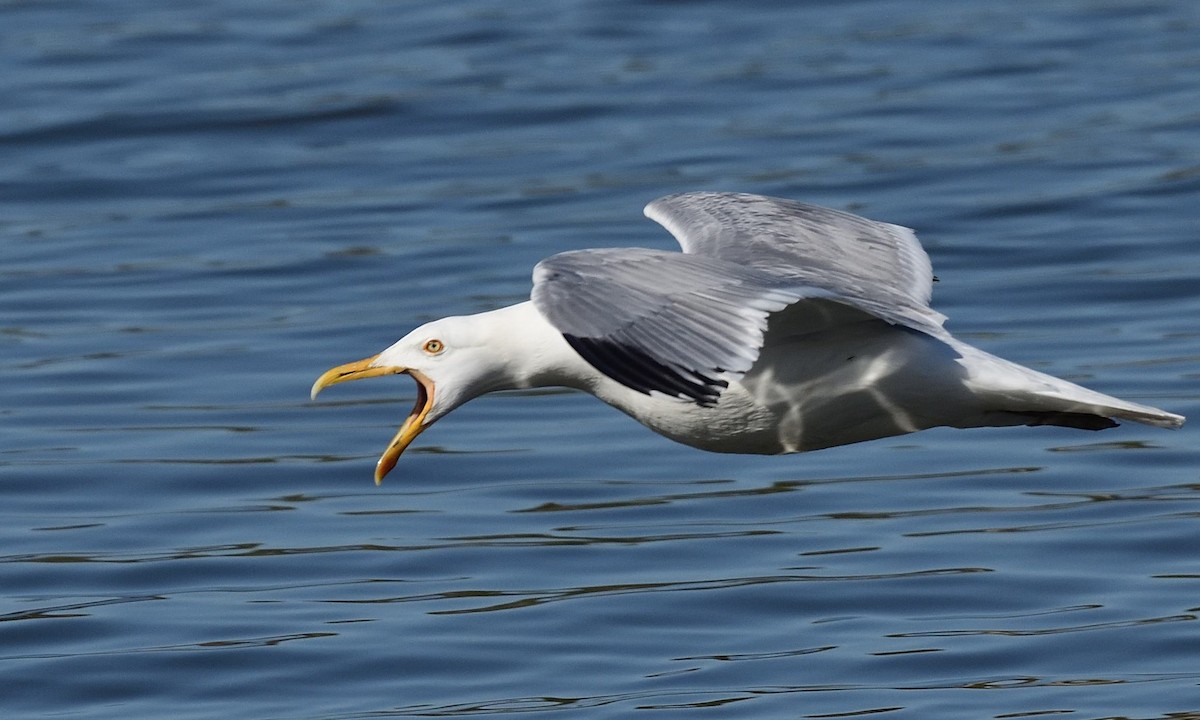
[422,339,445,355]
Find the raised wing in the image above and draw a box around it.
[532,193,949,404]
[644,191,945,334]
[531,248,812,405]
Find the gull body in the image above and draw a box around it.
[312,192,1183,483]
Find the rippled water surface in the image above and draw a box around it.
[3,1,1199,718]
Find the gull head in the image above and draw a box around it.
[311,315,505,484]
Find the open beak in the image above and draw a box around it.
[311,354,435,485]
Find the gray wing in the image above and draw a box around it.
[532,247,821,405]
[644,191,946,335]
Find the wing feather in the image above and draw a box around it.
[644,191,946,335]
[532,193,948,403]
[532,248,801,404]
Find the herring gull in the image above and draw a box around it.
[312,192,1184,483]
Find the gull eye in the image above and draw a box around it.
[422,339,445,355]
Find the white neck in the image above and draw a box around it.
[465,302,699,444]
[472,301,596,393]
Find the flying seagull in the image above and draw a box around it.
[312,192,1184,483]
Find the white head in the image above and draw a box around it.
[311,302,580,483]
[311,313,513,484]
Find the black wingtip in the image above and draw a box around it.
[563,334,726,406]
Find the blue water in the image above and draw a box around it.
[3,1,1198,718]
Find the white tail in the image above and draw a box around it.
[951,339,1185,431]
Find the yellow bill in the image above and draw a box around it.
[311,355,435,484]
